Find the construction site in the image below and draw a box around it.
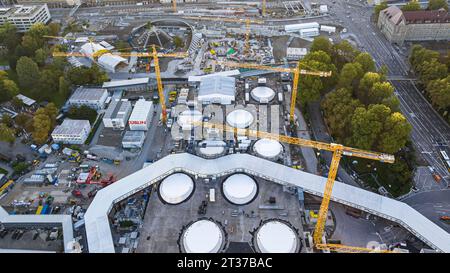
[0,0,449,255]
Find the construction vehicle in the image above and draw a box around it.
[433,173,442,183]
[100,173,116,187]
[216,60,332,122]
[183,16,263,55]
[72,190,83,198]
[68,152,81,163]
[198,121,395,253]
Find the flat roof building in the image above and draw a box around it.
[128,100,154,131]
[51,119,91,145]
[198,76,236,105]
[122,130,145,149]
[286,47,308,61]
[102,78,150,92]
[67,86,109,111]
[15,94,36,106]
[0,4,51,32]
[103,100,132,130]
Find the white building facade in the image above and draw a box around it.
[128,100,154,131]
[0,4,51,32]
[51,119,91,145]
[102,100,132,130]
[67,86,109,111]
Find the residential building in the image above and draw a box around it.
[51,119,91,145]
[0,4,51,32]
[103,100,132,130]
[67,86,109,111]
[378,6,450,45]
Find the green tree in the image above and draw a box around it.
[36,69,60,101]
[354,52,376,73]
[378,112,412,153]
[417,58,448,84]
[16,56,40,90]
[0,123,15,144]
[67,105,98,124]
[44,103,58,128]
[32,108,52,144]
[322,88,362,142]
[402,1,421,11]
[310,37,332,55]
[368,82,395,105]
[0,23,20,53]
[297,59,332,106]
[350,104,391,150]
[1,79,19,100]
[409,45,440,71]
[357,72,382,103]
[1,114,13,127]
[58,76,71,100]
[34,48,48,66]
[337,62,364,90]
[15,113,33,132]
[173,36,185,49]
[374,1,388,21]
[428,0,448,10]
[427,76,450,110]
[47,22,61,36]
[332,40,359,69]
[302,50,338,89]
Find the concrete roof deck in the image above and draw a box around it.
[84,153,450,253]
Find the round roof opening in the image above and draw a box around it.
[255,220,299,253]
[253,139,283,159]
[182,219,224,253]
[251,86,275,103]
[159,173,194,205]
[226,109,254,129]
[177,110,202,129]
[222,174,258,205]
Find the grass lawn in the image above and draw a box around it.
[345,158,412,197]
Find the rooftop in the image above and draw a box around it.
[52,119,91,135]
[199,76,236,97]
[69,86,108,102]
[102,78,150,89]
[0,4,46,18]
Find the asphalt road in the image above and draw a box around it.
[391,80,450,187]
[403,190,450,233]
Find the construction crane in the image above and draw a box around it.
[183,16,264,55]
[172,0,177,13]
[262,0,266,16]
[197,121,395,253]
[216,60,332,122]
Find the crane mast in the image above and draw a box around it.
[197,121,395,253]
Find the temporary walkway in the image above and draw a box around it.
[0,206,74,253]
[84,153,450,253]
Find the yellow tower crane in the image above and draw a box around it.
[49,43,187,124]
[172,0,177,13]
[183,16,264,55]
[262,0,266,16]
[216,60,332,122]
[197,121,395,253]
